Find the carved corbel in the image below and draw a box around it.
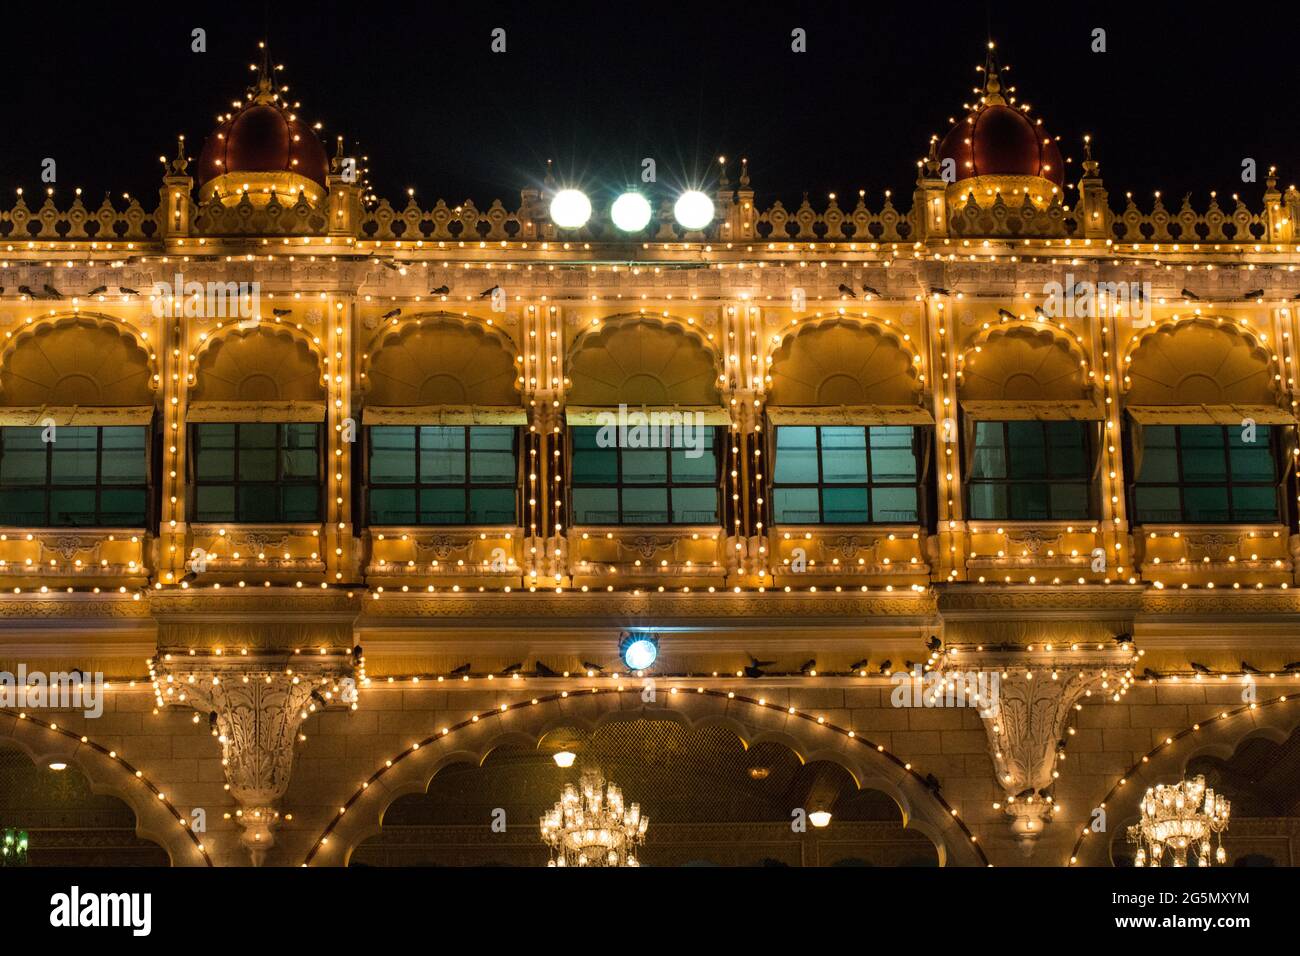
[940,641,1136,856]
[152,651,356,864]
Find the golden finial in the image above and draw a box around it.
[168,135,189,177]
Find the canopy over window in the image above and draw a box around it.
[365,405,526,426]
[767,405,934,426]
[0,405,153,426]
[187,400,325,423]
[960,399,1105,421]
[1126,404,1296,425]
[565,405,730,426]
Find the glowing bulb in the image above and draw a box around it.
[549,189,591,229]
[674,190,714,230]
[553,751,576,768]
[808,810,832,828]
[611,191,653,232]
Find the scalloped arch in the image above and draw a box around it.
[303,689,985,867]
[960,324,1092,402]
[1124,317,1276,404]
[768,316,922,405]
[568,316,722,406]
[192,326,326,402]
[0,314,157,406]
[0,712,211,866]
[364,316,521,405]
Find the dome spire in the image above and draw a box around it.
[253,39,275,104]
[980,40,1007,106]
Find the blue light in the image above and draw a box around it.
[620,634,659,670]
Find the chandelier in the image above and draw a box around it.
[1127,775,1230,867]
[1,828,28,867]
[541,767,648,867]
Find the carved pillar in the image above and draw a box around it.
[942,642,1135,856]
[153,652,355,864]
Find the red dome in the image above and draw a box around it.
[197,99,329,191]
[937,74,1064,187]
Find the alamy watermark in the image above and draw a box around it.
[890,665,1000,713]
[0,666,104,718]
[1042,274,1150,324]
[151,273,259,321]
[594,405,708,459]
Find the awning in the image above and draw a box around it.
[1127,404,1297,425]
[960,399,1106,421]
[187,401,325,423]
[565,405,731,426]
[0,405,154,426]
[767,404,935,426]
[365,405,527,426]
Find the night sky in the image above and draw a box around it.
[2,1,1294,215]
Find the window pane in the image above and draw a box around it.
[281,424,319,479]
[773,487,819,524]
[1178,427,1226,481]
[1229,447,1274,481]
[238,485,279,523]
[101,427,147,483]
[670,487,717,523]
[194,486,235,522]
[419,427,466,482]
[100,489,147,526]
[670,447,716,483]
[968,483,1007,520]
[0,488,44,524]
[419,488,466,524]
[0,429,47,486]
[970,423,1006,479]
[868,427,917,481]
[822,486,869,523]
[621,487,668,523]
[1182,486,1229,522]
[50,427,98,485]
[49,489,97,525]
[1134,486,1180,524]
[194,425,236,481]
[572,488,618,524]
[774,427,819,483]
[1138,446,1179,482]
[1008,482,1050,520]
[1047,421,1089,479]
[370,427,417,483]
[872,486,918,523]
[469,488,516,524]
[622,450,667,484]
[369,488,416,525]
[820,427,868,483]
[572,425,618,484]
[238,423,277,481]
[1049,483,1090,519]
[469,427,515,482]
[280,486,320,523]
[1231,486,1277,521]
[1006,422,1047,479]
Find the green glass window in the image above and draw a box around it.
[367,426,517,525]
[967,420,1093,520]
[192,423,321,523]
[570,425,718,524]
[771,425,921,524]
[0,425,148,527]
[1133,425,1279,523]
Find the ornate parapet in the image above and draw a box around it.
[940,639,1136,856]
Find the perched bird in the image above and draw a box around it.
[430,284,450,295]
[380,259,400,271]
[86,285,107,295]
[748,654,776,669]
[310,689,328,707]
[351,644,364,664]
[1037,787,1053,799]
[118,286,139,295]
[1180,288,1200,301]
[1241,661,1262,675]
[997,307,1016,320]
[448,662,471,676]
[479,285,500,298]
[581,661,605,673]
[929,286,950,297]
[208,712,219,732]
[1190,662,1213,674]
[1014,787,1035,801]
[861,284,880,297]
[17,285,37,297]
[798,659,816,675]
[1033,304,1048,318]
[500,662,523,675]
[849,657,870,672]
[1142,668,1162,681]
[837,283,856,297]
[1056,739,1068,752]
[42,284,63,299]
[876,659,893,675]
[924,773,941,792]
[743,663,766,679]
[380,307,401,320]
[534,660,559,677]
[1243,288,1264,300]
[272,307,292,317]
[903,659,917,671]
[1283,661,1300,672]
[926,635,942,651]
[1114,631,1133,645]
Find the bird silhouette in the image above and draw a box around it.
[877,659,893,674]
[1180,288,1200,301]
[743,664,766,678]
[1014,787,1035,800]
[1243,288,1264,299]
[380,307,401,320]
[861,284,880,297]
[581,661,605,673]
[1190,662,1212,674]
[500,662,522,675]
[17,285,36,297]
[1284,661,1300,672]
[798,659,816,674]
[479,285,500,298]
[272,307,291,316]
[118,286,139,295]
[1114,631,1133,644]
[430,284,450,295]
[42,284,63,299]
[903,659,917,671]
[837,283,856,297]
[924,773,941,792]
[1142,668,1162,680]
[448,662,471,676]
[379,259,400,271]
[534,660,559,677]
[86,285,107,295]
[997,308,1016,320]
[1033,305,1047,318]
[1241,661,1262,674]
[849,657,869,671]
[929,286,950,296]
[926,635,942,651]
[747,653,776,668]
[351,644,363,663]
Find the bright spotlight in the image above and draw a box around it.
[549,189,591,229]
[611,191,653,232]
[673,190,714,230]
[620,633,659,670]
[553,751,576,768]
[809,811,832,828]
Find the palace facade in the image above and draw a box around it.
[1,48,1299,868]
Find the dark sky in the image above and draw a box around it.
[1,1,1294,214]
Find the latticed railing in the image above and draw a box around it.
[0,196,160,240]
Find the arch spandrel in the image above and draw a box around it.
[0,317,155,407]
[364,318,521,406]
[192,327,326,403]
[768,318,920,406]
[959,325,1091,402]
[1125,319,1275,405]
[568,317,722,406]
